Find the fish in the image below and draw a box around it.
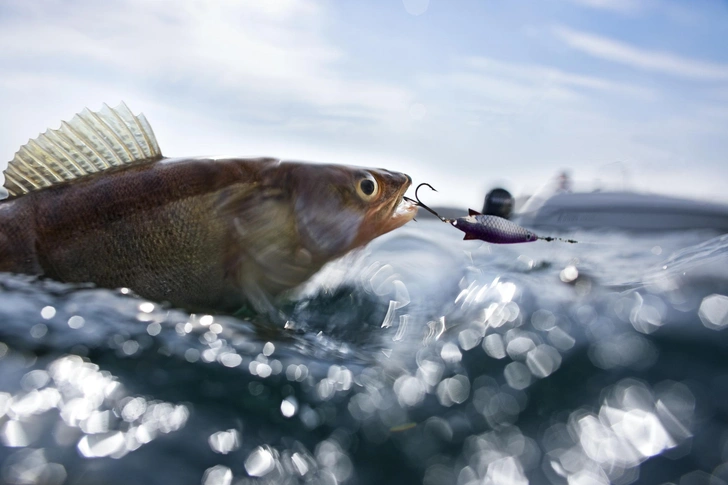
[0,103,417,317]
[449,210,577,244]
[408,183,577,244]
[451,209,538,243]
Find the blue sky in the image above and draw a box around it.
[1,0,727,207]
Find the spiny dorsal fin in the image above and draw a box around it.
[3,102,162,197]
[468,208,482,216]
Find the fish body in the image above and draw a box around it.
[450,210,538,244]
[0,104,416,314]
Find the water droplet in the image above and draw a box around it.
[291,452,310,476]
[257,363,272,378]
[184,348,200,363]
[458,328,482,351]
[220,353,242,368]
[531,309,557,330]
[20,370,50,391]
[40,306,56,319]
[281,397,298,417]
[30,324,48,339]
[504,362,532,390]
[394,375,426,407]
[80,410,114,434]
[77,431,125,457]
[122,398,147,422]
[485,457,528,485]
[67,316,85,329]
[202,465,233,485]
[138,302,155,313]
[0,420,30,447]
[506,336,535,360]
[2,449,66,485]
[245,446,276,477]
[526,344,562,378]
[440,342,462,363]
[436,375,470,407]
[698,293,728,330]
[122,340,139,356]
[483,334,506,359]
[548,327,576,350]
[208,429,240,454]
[560,265,579,283]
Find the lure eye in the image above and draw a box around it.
[356,174,379,201]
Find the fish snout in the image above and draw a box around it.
[373,169,412,190]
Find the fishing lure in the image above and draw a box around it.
[407,184,577,244]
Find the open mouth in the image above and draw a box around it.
[392,197,417,218]
[389,196,418,227]
[355,194,418,247]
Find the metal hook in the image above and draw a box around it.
[404,183,446,221]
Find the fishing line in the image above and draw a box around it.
[538,236,578,244]
[407,183,583,244]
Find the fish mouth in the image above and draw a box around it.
[391,197,418,221]
[381,192,418,233]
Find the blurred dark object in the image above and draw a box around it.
[482,187,514,219]
[557,170,572,192]
[516,191,728,232]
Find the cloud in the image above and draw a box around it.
[409,51,728,203]
[565,0,654,15]
[1,0,727,207]
[0,0,425,194]
[460,57,654,98]
[417,55,655,123]
[554,26,728,80]
[0,0,414,126]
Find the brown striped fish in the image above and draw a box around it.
[0,103,417,317]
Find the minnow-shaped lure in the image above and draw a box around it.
[408,184,577,244]
[452,209,538,243]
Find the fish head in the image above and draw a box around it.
[283,162,416,259]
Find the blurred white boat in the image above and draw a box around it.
[515,190,728,232]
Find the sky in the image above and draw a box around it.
[0,0,727,208]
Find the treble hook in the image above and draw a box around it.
[404,183,447,221]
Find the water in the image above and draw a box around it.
[1,221,728,485]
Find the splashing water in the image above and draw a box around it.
[1,223,728,484]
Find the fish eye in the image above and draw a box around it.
[356,174,379,201]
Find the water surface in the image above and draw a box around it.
[1,222,728,485]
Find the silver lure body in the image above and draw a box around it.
[450,212,538,244]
